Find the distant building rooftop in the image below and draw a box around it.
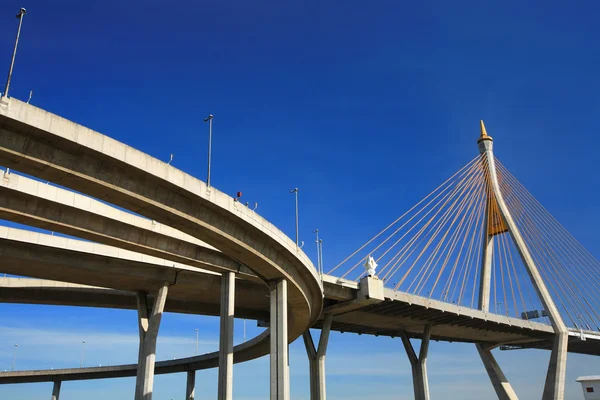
[577,376,600,382]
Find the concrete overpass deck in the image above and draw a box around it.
[0,97,324,344]
[0,273,598,386]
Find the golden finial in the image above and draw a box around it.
[478,120,493,142]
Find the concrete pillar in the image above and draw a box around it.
[302,314,333,400]
[478,202,494,312]
[51,381,61,400]
[186,370,196,400]
[270,279,289,400]
[476,344,519,400]
[400,325,431,400]
[218,271,235,400]
[135,282,169,400]
[478,122,568,399]
[542,333,569,400]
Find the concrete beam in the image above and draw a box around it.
[270,279,289,400]
[218,272,235,400]
[323,276,384,316]
[0,228,271,319]
[0,276,269,321]
[476,344,518,400]
[0,171,257,280]
[135,283,168,400]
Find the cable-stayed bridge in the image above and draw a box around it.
[0,97,598,400]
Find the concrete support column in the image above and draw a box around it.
[476,344,518,400]
[542,333,568,400]
[270,279,289,400]
[478,205,494,312]
[479,123,568,399]
[302,314,333,400]
[400,325,431,400]
[51,381,61,400]
[135,282,169,400]
[186,370,196,400]
[218,271,235,400]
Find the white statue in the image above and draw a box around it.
[364,255,378,277]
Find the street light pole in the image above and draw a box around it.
[80,341,85,368]
[319,239,323,274]
[314,229,321,274]
[290,188,299,249]
[203,114,214,187]
[3,8,27,100]
[194,328,199,355]
[11,344,18,371]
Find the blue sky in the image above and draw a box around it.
[0,0,599,399]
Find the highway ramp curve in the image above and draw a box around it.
[0,98,324,371]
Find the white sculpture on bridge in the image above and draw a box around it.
[364,255,378,277]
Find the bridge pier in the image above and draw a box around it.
[476,344,518,400]
[400,325,431,400]
[218,271,235,400]
[186,370,196,400]
[51,380,61,400]
[135,282,169,400]
[478,122,569,400]
[302,314,333,400]
[270,279,289,400]
[542,333,568,400]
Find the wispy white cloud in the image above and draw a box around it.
[0,325,217,371]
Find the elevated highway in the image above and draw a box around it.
[0,97,323,400]
[0,98,597,400]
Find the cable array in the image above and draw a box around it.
[497,159,600,330]
[329,153,600,329]
[328,155,493,308]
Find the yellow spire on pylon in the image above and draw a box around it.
[478,120,493,142]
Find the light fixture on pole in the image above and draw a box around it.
[194,328,199,355]
[80,341,86,368]
[3,8,27,100]
[290,188,299,249]
[203,114,214,187]
[11,344,18,371]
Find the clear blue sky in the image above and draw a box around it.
[0,0,599,399]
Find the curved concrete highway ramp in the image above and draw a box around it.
[0,97,323,334]
[0,330,271,384]
[0,98,324,400]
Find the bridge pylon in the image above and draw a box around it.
[476,121,568,400]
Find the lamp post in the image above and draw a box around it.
[314,229,321,274]
[203,114,214,187]
[80,341,86,368]
[11,344,18,371]
[3,8,27,100]
[194,328,199,356]
[290,188,299,249]
[319,239,323,274]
